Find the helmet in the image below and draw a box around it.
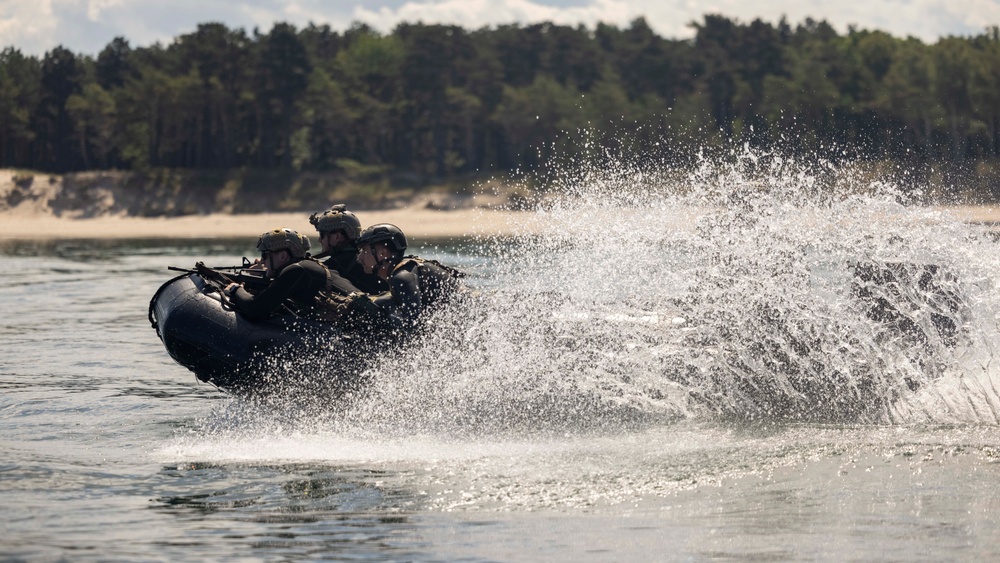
[357,223,407,253]
[309,204,362,240]
[256,228,311,259]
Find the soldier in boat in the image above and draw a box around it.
[224,228,330,320]
[309,204,387,295]
[350,223,464,330]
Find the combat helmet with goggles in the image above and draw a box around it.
[309,204,362,240]
[256,228,311,260]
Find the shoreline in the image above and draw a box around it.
[0,208,537,241]
[1,204,999,241]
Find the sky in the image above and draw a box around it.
[2,0,999,56]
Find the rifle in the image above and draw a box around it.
[166,260,307,317]
[209,258,270,291]
[167,257,270,292]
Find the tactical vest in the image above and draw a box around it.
[391,256,464,308]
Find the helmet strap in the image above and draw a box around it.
[372,244,399,278]
[267,249,294,277]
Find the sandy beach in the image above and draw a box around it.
[3,168,1000,240]
[2,204,999,241]
[0,207,541,241]
[0,168,541,240]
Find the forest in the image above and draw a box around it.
[1,15,999,189]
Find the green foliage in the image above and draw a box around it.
[0,48,40,165]
[1,15,999,187]
[65,83,116,168]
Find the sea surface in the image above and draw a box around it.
[6,155,1000,561]
[2,231,1000,562]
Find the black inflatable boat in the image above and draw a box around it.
[149,271,360,394]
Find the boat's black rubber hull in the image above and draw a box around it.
[151,274,355,394]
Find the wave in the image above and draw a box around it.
[218,146,1000,433]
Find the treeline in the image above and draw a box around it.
[1,16,999,178]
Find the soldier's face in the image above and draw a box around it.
[320,230,347,253]
[263,249,291,278]
[358,245,376,273]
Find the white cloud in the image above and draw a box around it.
[0,0,58,53]
[637,0,999,42]
[86,0,124,21]
[347,0,999,43]
[947,0,1000,35]
[279,0,356,29]
[353,0,639,32]
[239,4,290,31]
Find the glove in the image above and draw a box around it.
[224,283,242,297]
[347,292,380,314]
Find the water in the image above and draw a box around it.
[5,154,1000,560]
